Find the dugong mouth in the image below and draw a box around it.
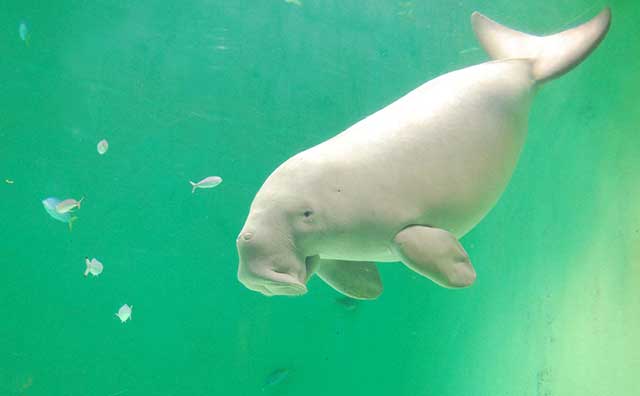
[236,227,309,297]
[239,271,308,297]
[251,279,308,297]
[237,252,309,296]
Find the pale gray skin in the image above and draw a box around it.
[237,9,611,299]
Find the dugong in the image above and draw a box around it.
[236,9,611,299]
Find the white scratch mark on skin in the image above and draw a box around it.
[558,4,602,29]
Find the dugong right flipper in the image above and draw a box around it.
[312,258,383,300]
[393,226,476,288]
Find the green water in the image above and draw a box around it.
[1,0,638,395]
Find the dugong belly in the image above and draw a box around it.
[296,60,535,261]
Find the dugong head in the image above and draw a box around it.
[236,169,323,296]
[236,178,321,296]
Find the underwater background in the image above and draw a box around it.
[1,0,638,395]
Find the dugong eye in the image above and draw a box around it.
[303,210,313,218]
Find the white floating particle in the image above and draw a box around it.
[97,139,109,155]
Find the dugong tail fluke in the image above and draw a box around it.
[472,8,611,83]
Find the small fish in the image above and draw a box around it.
[97,139,109,155]
[115,304,132,323]
[190,176,222,193]
[335,296,358,311]
[262,368,290,390]
[42,197,78,231]
[19,21,29,44]
[5,179,14,184]
[84,257,103,277]
[19,376,33,392]
[55,197,84,214]
[284,0,302,6]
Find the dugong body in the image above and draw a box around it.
[236,9,611,299]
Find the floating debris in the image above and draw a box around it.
[84,257,103,277]
[262,368,290,390]
[19,21,29,44]
[97,139,109,155]
[335,296,359,311]
[459,47,480,55]
[115,304,132,323]
[42,197,78,230]
[106,390,128,396]
[190,176,222,193]
[18,375,33,393]
[55,197,84,214]
[284,0,302,6]
[5,179,13,184]
[397,1,415,20]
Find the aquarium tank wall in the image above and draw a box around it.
[0,0,638,395]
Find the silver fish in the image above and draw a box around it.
[262,368,290,390]
[19,21,28,43]
[42,197,77,231]
[189,176,222,193]
[335,296,358,311]
[55,197,84,214]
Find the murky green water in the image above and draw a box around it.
[1,1,638,395]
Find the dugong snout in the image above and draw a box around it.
[236,230,308,296]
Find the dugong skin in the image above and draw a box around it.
[237,60,531,295]
[236,9,611,297]
[264,60,531,259]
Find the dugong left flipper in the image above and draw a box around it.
[312,258,383,300]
